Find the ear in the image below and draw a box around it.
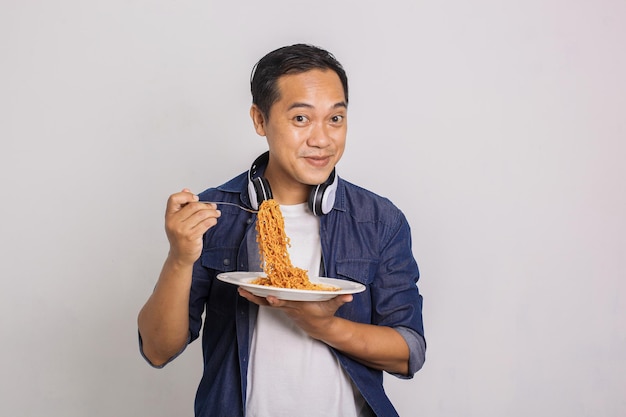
[250,105,267,136]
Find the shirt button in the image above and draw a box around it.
[246,218,253,224]
[223,258,231,266]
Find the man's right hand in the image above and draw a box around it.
[165,188,221,265]
[138,188,220,366]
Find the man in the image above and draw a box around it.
[138,44,425,417]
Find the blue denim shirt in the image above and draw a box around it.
[156,172,424,417]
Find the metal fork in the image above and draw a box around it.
[198,201,258,213]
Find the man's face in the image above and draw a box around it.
[250,69,348,204]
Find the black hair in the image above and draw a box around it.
[250,44,349,119]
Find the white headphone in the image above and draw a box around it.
[247,152,338,216]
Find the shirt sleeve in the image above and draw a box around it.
[391,326,426,379]
[137,330,191,369]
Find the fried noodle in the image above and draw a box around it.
[251,199,336,291]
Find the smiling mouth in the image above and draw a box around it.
[303,155,332,167]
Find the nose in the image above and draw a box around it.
[306,122,332,148]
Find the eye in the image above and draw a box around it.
[330,115,345,124]
[294,115,309,124]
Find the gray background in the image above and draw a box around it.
[1,1,625,416]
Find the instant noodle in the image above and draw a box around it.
[251,199,337,291]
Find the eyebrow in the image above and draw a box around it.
[287,101,348,111]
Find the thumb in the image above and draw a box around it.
[332,294,353,307]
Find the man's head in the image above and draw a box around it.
[250,44,349,120]
[249,44,348,205]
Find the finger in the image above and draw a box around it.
[188,214,220,237]
[185,204,221,229]
[166,190,198,214]
[238,287,270,306]
[317,294,353,312]
[169,198,220,225]
[167,211,220,247]
[266,295,286,307]
[333,294,353,306]
[165,200,221,240]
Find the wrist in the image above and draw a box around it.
[165,250,198,269]
[316,317,351,347]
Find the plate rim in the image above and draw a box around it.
[216,271,366,295]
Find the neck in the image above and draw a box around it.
[269,183,310,205]
[263,165,311,205]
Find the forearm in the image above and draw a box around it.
[243,291,412,375]
[316,318,410,375]
[137,254,194,366]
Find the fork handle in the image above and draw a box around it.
[198,201,258,213]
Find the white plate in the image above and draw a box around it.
[217,271,366,301]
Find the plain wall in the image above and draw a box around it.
[1,1,625,416]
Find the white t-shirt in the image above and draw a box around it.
[246,203,370,417]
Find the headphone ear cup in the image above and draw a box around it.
[247,152,271,210]
[250,177,272,209]
[320,183,336,214]
[308,184,325,216]
[308,169,337,216]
